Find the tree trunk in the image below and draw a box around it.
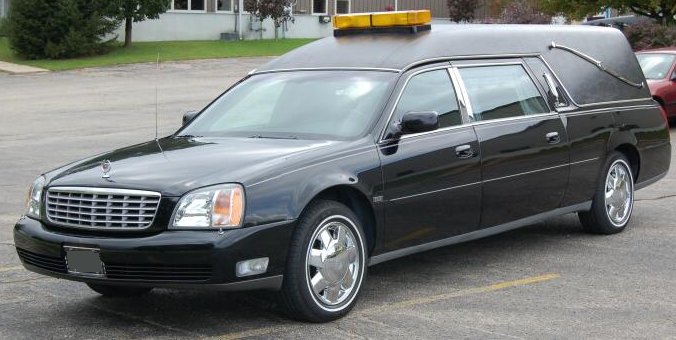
[124,17,132,47]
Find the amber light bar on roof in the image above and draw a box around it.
[333,10,431,30]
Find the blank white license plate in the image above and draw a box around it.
[65,246,104,277]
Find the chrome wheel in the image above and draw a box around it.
[604,160,633,227]
[305,216,361,309]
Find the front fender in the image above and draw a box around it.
[242,145,382,227]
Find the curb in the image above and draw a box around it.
[0,61,49,74]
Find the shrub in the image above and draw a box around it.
[623,21,676,51]
[0,18,7,37]
[447,0,478,23]
[6,0,119,59]
[500,0,551,24]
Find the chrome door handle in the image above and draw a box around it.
[455,145,474,159]
[546,132,561,144]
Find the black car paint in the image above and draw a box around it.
[15,25,672,289]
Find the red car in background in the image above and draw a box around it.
[636,48,676,123]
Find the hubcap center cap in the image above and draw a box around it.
[320,245,349,283]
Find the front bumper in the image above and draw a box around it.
[13,217,295,291]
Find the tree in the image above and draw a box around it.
[540,0,676,25]
[447,0,479,23]
[501,0,552,24]
[6,0,118,59]
[107,0,170,47]
[244,0,294,39]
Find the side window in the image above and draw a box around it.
[458,65,549,122]
[524,57,568,108]
[394,69,462,128]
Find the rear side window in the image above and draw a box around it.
[458,65,548,121]
[394,69,462,128]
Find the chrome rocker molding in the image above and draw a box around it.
[368,201,592,266]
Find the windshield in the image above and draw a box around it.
[637,53,675,80]
[179,71,396,140]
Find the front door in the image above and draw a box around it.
[379,67,482,253]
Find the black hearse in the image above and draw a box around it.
[15,11,671,322]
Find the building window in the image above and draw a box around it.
[312,0,327,14]
[336,0,350,14]
[172,0,205,11]
[217,0,233,11]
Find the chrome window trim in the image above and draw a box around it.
[401,53,541,72]
[537,56,653,108]
[251,67,400,75]
[453,61,524,68]
[469,112,560,128]
[393,124,473,143]
[45,187,161,231]
[448,67,473,121]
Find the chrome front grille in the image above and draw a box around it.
[46,187,161,230]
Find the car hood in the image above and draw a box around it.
[47,137,340,196]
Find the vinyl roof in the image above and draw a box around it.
[257,24,631,72]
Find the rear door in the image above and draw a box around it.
[379,66,481,253]
[453,60,570,228]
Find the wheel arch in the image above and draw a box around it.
[614,144,640,182]
[303,185,377,256]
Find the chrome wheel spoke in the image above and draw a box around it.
[336,224,347,245]
[308,248,324,268]
[311,272,328,295]
[319,230,333,250]
[346,245,358,263]
[341,266,355,288]
[324,285,341,303]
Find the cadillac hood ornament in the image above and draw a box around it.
[101,160,112,179]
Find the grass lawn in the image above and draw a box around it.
[0,38,315,71]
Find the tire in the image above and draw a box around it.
[578,152,635,234]
[87,283,153,297]
[280,200,367,322]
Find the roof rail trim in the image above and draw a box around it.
[401,53,541,72]
[251,67,401,75]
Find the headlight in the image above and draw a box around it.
[25,176,45,219]
[171,184,245,229]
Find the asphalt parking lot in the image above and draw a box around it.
[1,59,675,339]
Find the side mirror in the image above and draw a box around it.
[400,111,439,135]
[670,72,676,81]
[182,110,199,126]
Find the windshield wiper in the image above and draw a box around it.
[175,134,202,138]
[249,134,298,140]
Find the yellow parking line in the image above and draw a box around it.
[0,265,24,273]
[356,273,560,315]
[209,273,560,340]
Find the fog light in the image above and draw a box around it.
[236,257,269,277]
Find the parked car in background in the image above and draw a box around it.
[637,48,676,122]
